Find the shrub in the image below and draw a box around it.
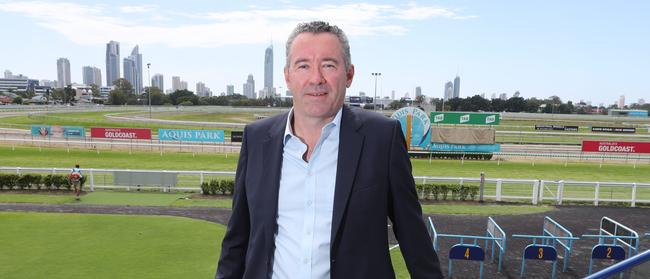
[32,174,43,190]
[43,174,55,190]
[469,186,479,201]
[200,182,210,195]
[52,175,69,190]
[440,185,449,200]
[16,174,33,190]
[221,179,235,195]
[209,179,219,195]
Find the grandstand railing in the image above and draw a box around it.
[1,166,649,206]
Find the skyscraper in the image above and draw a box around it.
[4,70,12,79]
[444,81,453,100]
[226,85,234,95]
[263,44,273,98]
[618,95,625,108]
[415,86,422,98]
[243,74,255,99]
[453,75,460,98]
[152,74,164,92]
[106,41,120,87]
[125,45,143,94]
[196,82,206,97]
[171,76,181,91]
[56,58,71,88]
[123,57,135,93]
[180,81,188,90]
[82,66,102,86]
[93,67,102,87]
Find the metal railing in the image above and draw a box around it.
[584,249,650,279]
[1,166,649,206]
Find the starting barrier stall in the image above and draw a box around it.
[582,217,640,276]
[428,216,506,279]
[512,216,579,279]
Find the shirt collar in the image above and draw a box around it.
[284,107,343,144]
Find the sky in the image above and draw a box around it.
[1,0,649,106]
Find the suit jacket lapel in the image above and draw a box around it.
[331,106,364,245]
[261,113,287,263]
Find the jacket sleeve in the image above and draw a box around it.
[216,126,251,279]
[387,121,443,278]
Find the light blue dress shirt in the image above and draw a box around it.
[272,108,342,279]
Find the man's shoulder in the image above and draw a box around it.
[346,106,397,129]
[245,111,288,135]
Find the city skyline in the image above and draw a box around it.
[1,1,648,105]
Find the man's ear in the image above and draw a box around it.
[284,66,290,84]
[346,64,355,88]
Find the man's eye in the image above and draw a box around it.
[297,64,308,69]
[323,64,335,68]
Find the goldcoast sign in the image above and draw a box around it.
[391,107,431,149]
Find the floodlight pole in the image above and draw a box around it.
[372,72,381,110]
[147,63,151,118]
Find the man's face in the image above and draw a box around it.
[285,32,354,121]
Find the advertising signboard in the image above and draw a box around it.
[430,112,500,125]
[231,131,244,143]
[158,129,225,142]
[31,125,85,138]
[591,126,636,133]
[535,125,579,131]
[391,107,431,148]
[429,143,501,153]
[90,127,152,140]
[582,141,650,154]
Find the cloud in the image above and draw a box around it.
[0,1,477,48]
[120,5,157,13]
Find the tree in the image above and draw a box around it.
[169,89,197,105]
[90,84,101,97]
[505,97,526,112]
[12,96,23,104]
[143,86,167,105]
[112,78,133,95]
[108,91,128,105]
[388,100,404,110]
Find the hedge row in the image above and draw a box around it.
[0,173,86,191]
[415,184,479,201]
[201,179,235,195]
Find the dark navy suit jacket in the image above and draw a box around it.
[216,106,442,278]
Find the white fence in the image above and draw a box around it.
[2,166,649,207]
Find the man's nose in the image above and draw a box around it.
[308,67,325,84]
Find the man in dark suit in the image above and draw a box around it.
[217,21,442,279]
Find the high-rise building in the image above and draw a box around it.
[124,45,143,94]
[618,95,625,108]
[123,57,135,93]
[513,91,521,98]
[152,74,164,92]
[243,74,255,99]
[56,58,71,88]
[226,85,234,95]
[82,66,102,86]
[180,81,188,90]
[499,93,507,100]
[453,76,460,98]
[171,76,181,91]
[415,86,422,98]
[4,70,12,79]
[106,41,120,87]
[196,82,206,97]
[639,99,646,105]
[263,44,273,97]
[391,90,395,100]
[444,81,453,100]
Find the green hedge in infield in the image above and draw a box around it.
[0,212,223,279]
[0,192,233,208]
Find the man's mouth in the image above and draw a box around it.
[307,92,328,96]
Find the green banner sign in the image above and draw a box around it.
[429,112,500,125]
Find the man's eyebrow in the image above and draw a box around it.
[293,58,309,65]
[322,57,340,64]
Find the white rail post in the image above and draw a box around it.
[495,179,502,202]
[200,172,204,186]
[557,180,564,205]
[89,169,94,192]
[594,182,600,206]
[539,180,545,203]
[532,180,539,205]
[631,183,637,207]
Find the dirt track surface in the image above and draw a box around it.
[2,203,649,278]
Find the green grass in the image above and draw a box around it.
[0,191,233,208]
[420,203,552,215]
[0,110,236,131]
[2,146,649,182]
[155,112,257,123]
[0,212,223,279]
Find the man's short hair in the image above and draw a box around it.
[285,21,352,70]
